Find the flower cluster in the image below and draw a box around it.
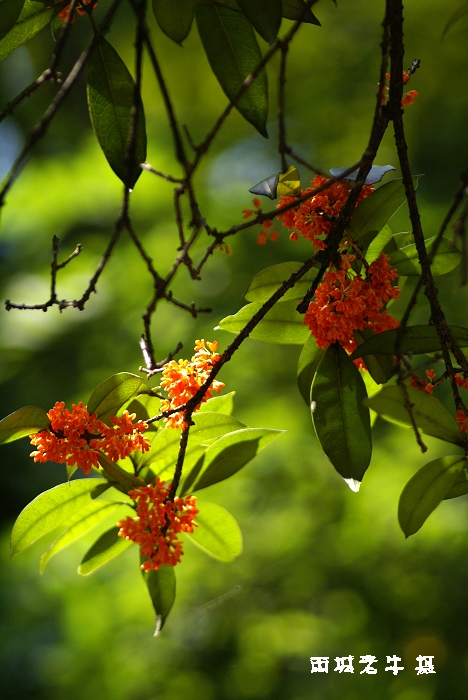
[117,480,198,571]
[410,368,437,395]
[276,175,375,249]
[30,402,150,474]
[380,71,419,108]
[160,340,225,429]
[59,0,96,22]
[303,253,400,351]
[242,198,277,245]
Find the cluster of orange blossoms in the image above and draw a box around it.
[380,71,419,108]
[30,402,150,474]
[59,0,96,22]
[160,340,225,429]
[304,253,400,351]
[117,480,198,571]
[242,198,277,245]
[277,175,375,248]
[410,370,468,433]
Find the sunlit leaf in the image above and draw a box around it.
[364,385,463,445]
[236,0,281,44]
[388,237,461,276]
[330,165,395,185]
[398,455,465,537]
[311,344,372,486]
[87,37,147,188]
[87,372,144,422]
[0,0,25,36]
[277,165,301,196]
[281,0,320,25]
[0,405,50,444]
[350,325,468,360]
[11,479,109,558]
[0,0,65,62]
[196,5,268,136]
[142,564,176,636]
[365,224,393,264]
[187,501,242,561]
[297,335,325,405]
[218,300,310,344]
[244,262,317,303]
[198,391,236,415]
[152,0,197,43]
[78,526,134,575]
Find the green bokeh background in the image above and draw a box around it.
[1,1,468,698]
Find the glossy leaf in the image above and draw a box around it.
[365,224,393,264]
[398,456,466,537]
[0,405,49,444]
[388,236,461,276]
[0,0,25,36]
[198,391,235,415]
[187,501,242,561]
[277,165,301,196]
[87,37,147,188]
[444,467,468,500]
[330,164,395,185]
[236,0,281,44]
[297,335,325,405]
[11,479,109,558]
[152,0,196,43]
[142,564,176,636]
[87,372,144,421]
[364,385,463,445]
[218,300,310,344]
[311,344,372,486]
[350,325,468,360]
[244,262,317,303]
[79,526,134,575]
[281,0,320,25]
[353,329,394,384]
[196,5,268,136]
[249,171,279,199]
[0,0,64,62]
[40,499,128,573]
[188,427,283,492]
[123,394,161,431]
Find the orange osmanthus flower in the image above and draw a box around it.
[59,0,96,22]
[117,480,198,571]
[276,175,374,249]
[160,339,225,429]
[30,402,150,474]
[456,409,468,433]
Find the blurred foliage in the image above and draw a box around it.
[1,0,468,697]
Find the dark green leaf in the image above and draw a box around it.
[354,329,394,384]
[350,325,468,360]
[244,262,317,303]
[11,479,109,558]
[142,564,176,636]
[281,0,320,25]
[311,344,372,487]
[330,164,395,185]
[189,427,283,492]
[364,385,463,445]
[297,335,325,405]
[87,37,147,188]
[444,467,468,499]
[198,391,236,415]
[442,2,468,39]
[398,456,465,537]
[0,0,25,36]
[0,0,64,62]
[236,0,281,44]
[152,0,196,44]
[218,299,310,344]
[187,501,242,561]
[0,405,50,444]
[87,372,144,421]
[196,5,268,136]
[78,526,134,575]
[388,237,461,276]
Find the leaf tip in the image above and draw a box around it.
[343,477,361,493]
[153,614,163,637]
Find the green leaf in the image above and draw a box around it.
[78,526,134,575]
[353,328,394,384]
[297,335,325,405]
[87,372,144,421]
[277,165,301,196]
[0,405,50,444]
[244,262,317,303]
[142,565,176,636]
[398,456,466,537]
[189,427,283,492]
[236,0,281,44]
[187,501,242,561]
[123,394,161,431]
[196,5,268,136]
[388,237,461,276]
[364,385,463,445]
[311,344,372,487]
[444,467,468,500]
[40,499,127,573]
[442,2,468,39]
[350,325,468,360]
[11,479,109,558]
[0,0,64,62]
[87,37,147,189]
[348,178,420,249]
[152,0,196,43]
[218,299,310,344]
[281,0,321,24]
[365,224,393,264]
[198,391,235,415]
[0,0,25,37]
